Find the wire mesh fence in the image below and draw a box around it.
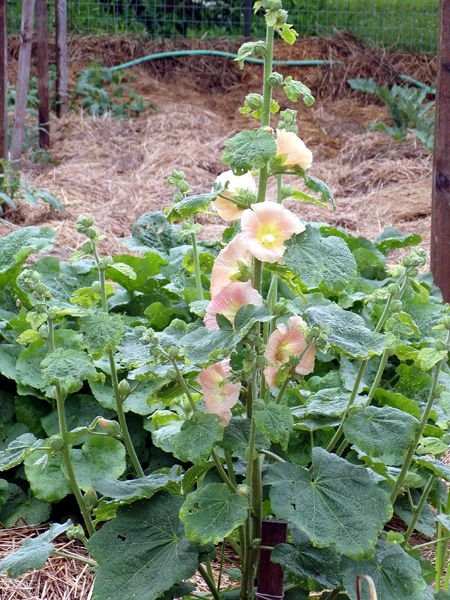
[7,0,439,53]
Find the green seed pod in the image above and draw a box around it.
[118,379,131,399]
[49,434,64,452]
[178,181,189,193]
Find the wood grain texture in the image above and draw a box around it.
[0,0,7,162]
[37,0,50,148]
[55,0,68,117]
[431,0,450,301]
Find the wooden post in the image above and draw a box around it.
[256,520,287,599]
[244,0,252,38]
[431,0,450,302]
[55,0,68,117]
[10,0,36,164]
[36,0,50,148]
[0,0,7,163]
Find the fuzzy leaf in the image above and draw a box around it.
[254,402,293,450]
[0,433,39,471]
[171,414,224,464]
[167,191,218,222]
[284,226,357,295]
[222,129,277,175]
[0,521,70,577]
[180,483,248,545]
[69,437,126,492]
[342,540,427,600]
[94,468,182,501]
[80,312,125,359]
[40,349,97,395]
[0,227,55,277]
[266,448,392,558]
[283,76,314,105]
[89,494,199,600]
[306,303,388,359]
[343,406,420,465]
[375,227,422,254]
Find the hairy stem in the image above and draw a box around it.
[198,564,222,600]
[403,474,434,544]
[48,320,95,537]
[191,231,204,301]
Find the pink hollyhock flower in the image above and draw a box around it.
[204,280,263,330]
[212,170,257,221]
[198,359,241,426]
[210,234,253,297]
[264,315,316,388]
[240,201,305,263]
[276,129,313,170]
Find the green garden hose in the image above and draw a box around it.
[109,49,335,72]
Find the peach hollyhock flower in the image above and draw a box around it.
[276,129,313,170]
[264,315,316,388]
[210,234,253,297]
[198,359,241,426]
[204,280,263,330]
[212,170,257,221]
[240,201,305,263]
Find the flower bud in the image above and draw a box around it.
[99,256,113,269]
[245,93,263,110]
[238,484,250,496]
[97,418,121,436]
[178,181,189,193]
[83,487,98,511]
[268,72,284,88]
[49,434,64,451]
[118,379,131,399]
[67,525,87,543]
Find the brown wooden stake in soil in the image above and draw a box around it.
[36,0,50,148]
[256,520,287,599]
[431,0,450,302]
[55,0,68,117]
[0,0,7,163]
[10,0,36,164]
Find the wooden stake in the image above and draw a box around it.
[244,0,252,38]
[36,0,50,148]
[0,0,7,162]
[55,0,68,117]
[10,0,36,164]
[431,0,450,302]
[256,520,287,599]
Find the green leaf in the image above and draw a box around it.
[107,262,137,280]
[413,456,450,482]
[266,448,392,558]
[94,468,182,501]
[343,406,420,466]
[107,252,167,291]
[292,388,365,420]
[166,191,218,222]
[254,402,293,450]
[221,417,270,453]
[0,521,70,577]
[0,226,55,277]
[0,483,51,527]
[375,227,421,254]
[40,348,97,395]
[272,528,342,590]
[24,448,71,502]
[395,491,435,537]
[283,76,314,105]
[129,212,183,258]
[171,413,224,464]
[304,175,334,204]
[180,483,248,545]
[235,40,266,68]
[222,129,277,175]
[89,494,199,600]
[283,226,357,295]
[374,388,421,419]
[80,312,125,359]
[182,462,214,494]
[0,433,39,471]
[69,437,126,492]
[181,326,236,364]
[342,540,427,600]
[306,303,388,359]
[279,23,298,45]
[415,348,448,371]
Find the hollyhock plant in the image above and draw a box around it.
[240,201,305,263]
[276,128,313,170]
[212,170,257,221]
[210,234,253,296]
[264,315,316,387]
[204,280,263,330]
[198,358,241,426]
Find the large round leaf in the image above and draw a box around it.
[24,449,71,502]
[68,437,126,491]
[89,494,199,600]
[180,483,248,545]
[266,448,392,558]
[342,540,427,599]
[343,405,419,466]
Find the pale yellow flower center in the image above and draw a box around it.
[258,225,280,248]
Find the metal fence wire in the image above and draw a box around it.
[7,0,439,53]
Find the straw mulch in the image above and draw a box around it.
[0,525,94,600]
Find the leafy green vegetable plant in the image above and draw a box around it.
[348,77,435,152]
[0,2,449,599]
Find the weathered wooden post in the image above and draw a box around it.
[0,0,7,163]
[256,520,287,599]
[431,0,450,302]
[55,0,68,117]
[10,0,36,164]
[244,0,253,38]
[37,0,50,148]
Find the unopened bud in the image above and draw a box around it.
[245,93,263,110]
[97,418,121,437]
[49,434,64,451]
[84,487,98,510]
[268,72,284,88]
[118,379,131,399]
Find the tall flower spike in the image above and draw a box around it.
[204,280,263,330]
[276,129,313,170]
[264,315,316,388]
[212,170,257,221]
[240,201,305,263]
[198,359,241,426]
[210,234,253,297]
